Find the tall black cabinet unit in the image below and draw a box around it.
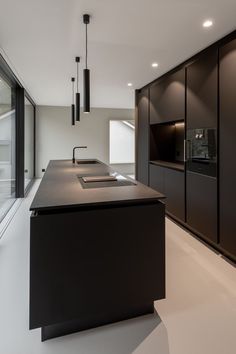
[186,48,218,244]
[148,68,185,222]
[219,39,236,258]
[136,88,149,185]
[136,30,236,262]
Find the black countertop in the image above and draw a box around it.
[30,159,165,212]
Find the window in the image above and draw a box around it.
[109,120,135,164]
[0,53,36,228]
[0,75,16,222]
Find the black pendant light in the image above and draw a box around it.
[71,77,75,125]
[75,56,80,121]
[83,14,90,113]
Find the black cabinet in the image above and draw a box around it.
[149,163,185,222]
[150,68,185,124]
[136,31,236,262]
[219,39,236,258]
[186,47,218,245]
[136,88,149,185]
[165,168,185,221]
[30,201,165,339]
[186,172,217,243]
[186,48,218,129]
[149,164,164,194]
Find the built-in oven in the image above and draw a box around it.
[185,128,217,177]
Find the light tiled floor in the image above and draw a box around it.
[0,179,235,354]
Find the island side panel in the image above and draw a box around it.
[30,201,165,330]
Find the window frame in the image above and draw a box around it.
[0,53,36,200]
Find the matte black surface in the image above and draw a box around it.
[219,38,236,257]
[149,164,165,194]
[186,171,217,243]
[71,77,75,125]
[41,302,154,341]
[136,30,236,262]
[164,168,185,221]
[185,47,218,243]
[75,92,80,121]
[71,104,75,125]
[149,164,185,221]
[83,14,90,24]
[186,48,218,129]
[30,202,165,330]
[150,68,185,124]
[15,87,25,198]
[136,88,149,185]
[83,69,90,113]
[30,160,164,212]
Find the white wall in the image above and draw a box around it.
[36,106,135,178]
[109,120,135,164]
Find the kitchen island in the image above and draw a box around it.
[29,159,165,341]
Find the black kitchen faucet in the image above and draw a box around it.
[72,146,87,163]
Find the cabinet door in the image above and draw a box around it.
[150,68,185,124]
[187,48,218,129]
[149,164,165,194]
[219,38,236,258]
[165,169,185,222]
[149,164,185,222]
[186,172,217,243]
[136,88,149,185]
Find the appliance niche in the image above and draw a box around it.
[186,128,217,177]
[150,120,185,169]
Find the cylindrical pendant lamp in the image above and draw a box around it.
[71,77,75,125]
[83,14,90,113]
[75,57,80,121]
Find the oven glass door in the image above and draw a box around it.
[186,128,217,177]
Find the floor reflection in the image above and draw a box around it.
[42,311,169,354]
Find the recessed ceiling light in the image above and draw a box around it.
[152,62,158,68]
[203,19,213,28]
[127,83,133,87]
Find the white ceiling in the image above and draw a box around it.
[0,0,235,109]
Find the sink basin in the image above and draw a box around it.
[82,175,117,183]
[76,160,100,165]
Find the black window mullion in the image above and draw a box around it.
[15,87,25,198]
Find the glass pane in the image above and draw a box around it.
[0,75,16,222]
[24,97,34,190]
